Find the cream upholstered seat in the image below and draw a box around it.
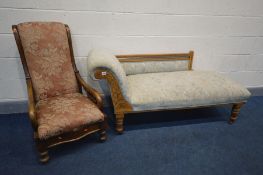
[87,49,251,133]
[126,71,251,111]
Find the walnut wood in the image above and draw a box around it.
[37,122,103,148]
[94,69,132,134]
[94,69,133,114]
[229,102,245,124]
[26,79,38,131]
[115,113,125,134]
[125,101,246,114]
[118,57,189,62]
[65,24,82,93]
[12,25,30,79]
[65,25,78,73]
[99,130,107,142]
[188,50,194,70]
[36,140,49,163]
[64,24,104,108]
[116,53,190,58]
[116,51,193,66]
[39,151,49,163]
[12,23,107,163]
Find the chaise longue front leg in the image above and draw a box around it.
[229,102,245,124]
[116,113,125,134]
[93,68,132,134]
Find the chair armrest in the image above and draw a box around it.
[75,73,103,110]
[26,79,38,131]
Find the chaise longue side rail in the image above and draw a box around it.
[87,49,251,134]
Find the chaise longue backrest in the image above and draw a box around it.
[117,52,194,75]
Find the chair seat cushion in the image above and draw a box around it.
[126,71,251,111]
[36,93,104,139]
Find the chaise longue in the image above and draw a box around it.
[87,49,251,134]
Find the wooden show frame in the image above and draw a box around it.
[95,51,245,134]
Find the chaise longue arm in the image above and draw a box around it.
[93,68,132,114]
[87,49,130,100]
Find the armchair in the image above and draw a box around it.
[12,22,107,163]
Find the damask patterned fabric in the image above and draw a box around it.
[126,71,251,111]
[87,49,130,100]
[17,22,78,101]
[121,60,189,75]
[36,93,104,139]
[86,50,251,111]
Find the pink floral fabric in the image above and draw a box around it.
[36,93,104,139]
[17,22,78,101]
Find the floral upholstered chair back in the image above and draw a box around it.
[17,22,78,101]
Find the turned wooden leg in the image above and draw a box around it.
[37,143,49,163]
[99,129,107,142]
[116,113,124,134]
[229,102,244,124]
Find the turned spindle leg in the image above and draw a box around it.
[99,129,107,142]
[229,102,244,124]
[37,143,49,163]
[116,113,124,134]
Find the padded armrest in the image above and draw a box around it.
[87,49,129,99]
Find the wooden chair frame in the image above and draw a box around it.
[12,24,107,163]
[94,51,246,134]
